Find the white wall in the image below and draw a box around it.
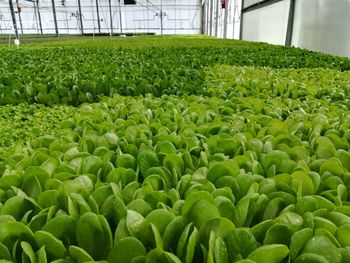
[239,0,350,58]
[241,0,290,45]
[292,0,350,58]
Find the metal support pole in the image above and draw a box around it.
[36,0,43,34]
[95,0,101,33]
[174,0,177,34]
[201,0,205,34]
[209,0,213,35]
[285,0,296,46]
[16,0,23,34]
[33,1,39,34]
[118,0,123,33]
[146,0,149,33]
[205,0,209,35]
[239,5,243,40]
[51,0,59,36]
[8,0,19,39]
[77,0,84,34]
[223,0,229,38]
[108,0,113,35]
[65,12,70,34]
[215,0,219,37]
[160,0,163,35]
[232,0,237,39]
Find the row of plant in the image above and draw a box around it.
[1,37,350,262]
[0,103,75,155]
[1,37,350,106]
[203,66,350,101]
[1,89,350,262]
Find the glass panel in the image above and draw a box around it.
[0,0,201,35]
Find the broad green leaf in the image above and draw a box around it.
[76,212,111,259]
[296,253,328,263]
[127,199,153,217]
[107,168,137,187]
[181,191,213,219]
[290,228,313,261]
[155,141,176,155]
[326,211,350,226]
[213,196,235,220]
[295,196,318,214]
[108,237,146,263]
[214,236,228,263]
[20,241,36,263]
[315,137,336,159]
[207,160,240,183]
[163,252,182,263]
[189,200,220,228]
[56,175,93,210]
[314,216,337,234]
[143,175,166,191]
[37,190,57,208]
[138,209,175,247]
[163,153,185,178]
[0,242,12,260]
[291,171,314,195]
[275,212,304,232]
[176,224,193,260]
[335,150,350,172]
[151,223,163,250]
[251,219,275,243]
[247,244,289,263]
[116,154,137,170]
[262,150,289,170]
[138,151,159,176]
[68,246,94,263]
[199,217,235,248]
[0,220,34,249]
[162,216,187,251]
[263,223,293,246]
[126,210,145,236]
[114,218,130,243]
[302,236,342,263]
[36,246,47,263]
[313,195,336,211]
[234,194,258,227]
[34,231,66,259]
[0,174,21,189]
[336,224,350,246]
[340,247,350,263]
[1,196,33,221]
[225,228,258,260]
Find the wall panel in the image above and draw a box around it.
[242,0,290,45]
[292,0,350,58]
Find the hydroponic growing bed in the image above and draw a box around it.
[1,36,350,263]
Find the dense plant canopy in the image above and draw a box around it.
[1,36,350,106]
[0,36,350,263]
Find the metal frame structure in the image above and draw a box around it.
[285,0,295,46]
[1,0,202,36]
[240,0,296,46]
[203,0,241,39]
[8,0,19,38]
[1,0,243,39]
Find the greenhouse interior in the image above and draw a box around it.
[1,0,350,262]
